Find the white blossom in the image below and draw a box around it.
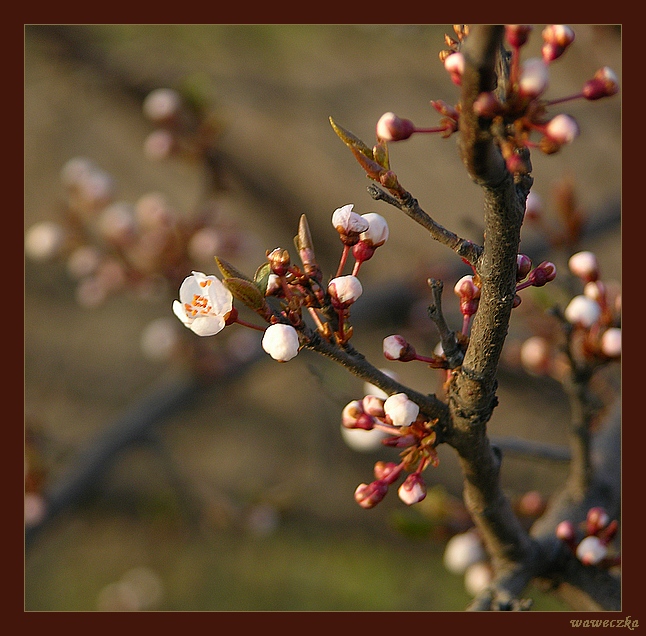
[261,323,300,362]
[601,327,621,357]
[173,271,233,336]
[24,221,66,261]
[328,275,363,305]
[576,535,608,565]
[564,295,601,328]
[383,393,419,427]
[443,531,487,575]
[519,58,549,97]
[546,114,579,144]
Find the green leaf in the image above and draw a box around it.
[223,277,269,313]
[329,117,374,159]
[215,256,253,282]
[253,262,272,296]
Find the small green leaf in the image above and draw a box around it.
[223,277,269,313]
[329,117,374,159]
[215,256,253,282]
[254,262,272,295]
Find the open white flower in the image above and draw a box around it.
[262,323,300,362]
[173,271,233,336]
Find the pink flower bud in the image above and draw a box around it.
[600,328,621,358]
[541,25,575,62]
[376,112,416,142]
[568,251,599,282]
[556,520,577,544]
[332,204,369,235]
[587,507,610,536]
[576,535,608,566]
[373,461,400,482]
[444,52,464,85]
[383,335,416,361]
[362,395,386,418]
[518,58,549,98]
[354,480,388,509]
[564,295,601,328]
[520,336,552,376]
[398,474,427,505]
[143,129,176,161]
[505,24,532,48]
[584,281,606,304]
[583,66,619,100]
[516,254,533,281]
[454,275,480,300]
[261,323,300,362]
[545,114,579,145]
[473,92,503,118]
[384,393,419,427]
[528,261,557,287]
[341,400,375,430]
[328,275,363,307]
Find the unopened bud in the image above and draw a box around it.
[545,114,579,145]
[600,327,621,358]
[376,112,416,142]
[528,261,557,287]
[505,24,532,48]
[583,66,619,100]
[541,25,575,62]
[586,507,610,536]
[444,52,464,85]
[362,395,386,418]
[359,213,389,247]
[332,204,369,244]
[142,88,183,124]
[328,275,363,307]
[383,393,419,427]
[473,92,503,118]
[383,335,416,361]
[267,248,291,276]
[518,58,549,98]
[568,251,599,282]
[556,520,577,544]
[354,480,388,509]
[342,400,375,430]
[398,474,427,506]
[443,531,486,575]
[517,254,533,281]
[520,336,552,376]
[373,461,401,482]
[454,274,480,300]
[24,221,66,261]
[261,323,300,362]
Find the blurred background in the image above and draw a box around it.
[24,25,621,611]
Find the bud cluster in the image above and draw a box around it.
[342,392,439,509]
[556,507,620,568]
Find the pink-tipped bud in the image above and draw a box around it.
[354,480,388,509]
[376,112,416,142]
[444,52,464,85]
[545,114,579,145]
[564,295,601,328]
[383,393,419,428]
[583,66,619,100]
[342,400,372,430]
[556,520,578,551]
[373,461,401,483]
[568,251,599,282]
[142,88,183,124]
[505,24,533,48]
[398,474,427,506]
[518,58,549,98]
[362,395,386,418]
[528,261,557,287]
[541,25,575,62]
[520,336,552,376]
[516,254,533,281]
[454,275,480,300]
[473,92,503,118]
[576,535,608,566]
[383,335,416,362]
[328,275,363,308]
[586,507,610,536]
[600,327,621,358]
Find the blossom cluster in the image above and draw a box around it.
[172,204,390,363]
[520,250,621,377]
[373,25,619,178]
[556,507,620,568]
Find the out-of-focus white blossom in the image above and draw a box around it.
[568,251,599,282]
[520,336,552,376]
[140,317,180,362]
[143,88,182,123]
[24,221,66,261]
[443,531,487,575]
[600,327,621,357]
[340,425,388,453]
[564,295,601,328]
[173,271,233,336]
[261,323,300,362]
[576,535,608,565]
[519,58,549,97]
[545,114,579,145]
[464,562,493,597]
